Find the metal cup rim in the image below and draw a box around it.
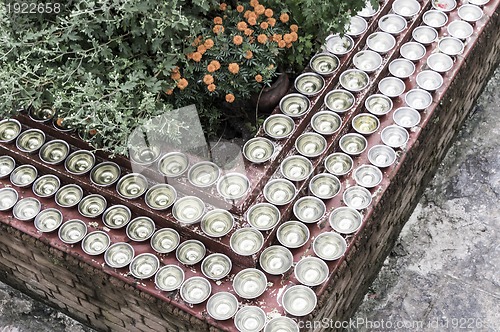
[404,89,433,110]
[325,33,354,56]
[311,111,342,135]
[389,58,416,79]
[187,161,221,188]
[201,253,232,280]
[412,26,438,45]
[200,209,234,237]
[309,173,341,199]
[172,196,206,224]
[324,89,355,113]
[378,76,406,98]
[234,306,267,332]
[416,70,444,91]
[206,292,239,320]
[324,152,354,176]
[295,132,327,158]
[175,239,206,265]
[438,37,465,56]
[378,13,408,35]
[246,202,281,231]
[431,0,457,12]
[353,50,383,73]
[150,228,180,253]
[423,10,448,28]
[13,197,41,221]
[180,276,212,304]
[368,144,397,168]
[233,268,267,299]
[392,0,421,18]
[279,93,311,118]
[294,72,325,96]
[367,32,396,54]
[263,114,296,139]
[339,133,368,156]
[353,164,383,188]
[32,174,61,198]
[352,113,380,135]
[264,317,299,332]
[293,196,326,223]
[263,178,297,206]
[280,155,313,182]
[0,155,16,179]
[217,172,250,201]
[309,52,340,76]
[346,15,368,37]
[339,69,370,92]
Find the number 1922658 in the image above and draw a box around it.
[4,2,61,14]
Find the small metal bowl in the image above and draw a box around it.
[263,114,295,139]
[78,194,107,218]
[150,228,180,253]
[325,34,354,56]
[389,58,416,79]
[55,184,83,208]
[116,173,148,199]
[176,239,206,265]
[264,317,299,332]
[0,187,18,211]
[393,107,421,128]
[32,175,61,198]
[234,306,267,332]
[104,242,135,268]
[353,50,383,73]
[295,132,327,158]
[10,164,38,188]
[294,72,325,97]
[217,173,250,201]
[293,196,326,224]
[416,70,444,92]
[311,111,342,135]
[353,164,383,188]
[468,0,489,5]
[81,231,110,256]
[259,245,293,275]
[102,205,131,229]
[346,15,368,37]
[277,221,310,249]
[52,117,74,132]
[400,42,426,62]
[447,20,474,40]
[129,253,160,280]
[313,232,347,261]
[339,69,370,92]
[309,53,340,76]
[0,119,22,143]
[172,196,205,224]
[13,197,40,221]
[187,161,220,188]
[392,0,421,19]
[309,173,341,199]
[0,156,15,179]
[352,113,380,135]
[233,268,267,299]
[431,0,457,12]
[90,162,121,187]
[144,184,177,210]
[155,265,184,291]
[28,106,55,122]
[58,219,87,244]
[412,26,438,46]
[263,178,297,206]
[129,144,161,166]
[438,37,465,56]
[39,140,70,165]
[282,285,317,316]
[294,256,329,286]
[329,207,363,234]
[64,150,95,175]
[34,208,63,232]
[15,129,46,153]
[206,292,238,321]
[381,125,409,148]
[405,89,433,110]
[379,77,406,98]
[200,209,234,237]
[324,152,353,176]
[243,137,275,164]
[458,4,483,23]
[280,155,313,182]
[365,94,393,116]
[279,93,311,118]
[368,145,397,168]
[324,89,356,113]
[378,14,407,35]
[339,133,368,156]
[367,32,396,54]
[427,53,454,73]
[126,216,155,242]
[246,203,280,231]
[230,228,264,256]
[423,10,448,28]
[180,276,211,304]
[343,186,372,210]
[157,152,189,178]
[357,0,380,18]
[201,253,232,280]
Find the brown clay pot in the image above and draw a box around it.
[251,73,290,114]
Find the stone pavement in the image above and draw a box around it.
[0,65,498,331]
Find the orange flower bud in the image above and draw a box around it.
[219,3,227,10]
[210,60,221,70]
[290,24,299,32]
[197,44,207,54]
[192,52,202,62]
[177,78,188,90]
[244,50,253,59]
[260,21,269,29]
[244,28,254,36]
[280,12,289,23]
[233,35,243,45]
[257,34,268,44]
[228,63,240,74]
[255,74,263,83]
[203,74,214,85]
[237,21,248,31]
[213,17,223,25]
[267,17,276,27]
[264,8,273,17]
[225,93,235,103]
[248,16,257,26]
[207,64,216,73]
[207,84,216,92]
[213,25,225,34]
[237,5,244,12]
[204,39,214,49]
[278,40,286,48]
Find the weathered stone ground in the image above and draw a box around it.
[0,66,498,331]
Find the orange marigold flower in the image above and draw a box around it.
[249,0,259,7]
[228,63,240,74]
[171,71,181,80]
[283,33,293,44]
[204,39,214,49]
[210,60,221,70]
[286,42,293,48]
[197,44,207,54]
[237,21,248,31]
[244,10,252,19]
[248,16,257,26]
[254,4,265,15]
[278,40,286,48]
[264,8,273,17]
[280,12,289,23]
[89,129,97,136]
[192,36,202,46]
[257,34,268,44]
[203,74,214,85]
[192,52,203,62]
[177,78,188,90]
[186,53,193,60]
[273,34,282,41]
[290,31,298,42]
[207,64,216,73]
[219,3,227,10]
[244,28,254,36]
[290,24,299,32]
[166,89,174,95]
[260,21,269,29]
[244,50,253,59]
[226,93,235,103]
[236,5,244,12]
[255,74,263,82]
[214,16,223,25]
[207,84,216,92]
[213,25,225,34]
[267,17,276,27]
[233,35,243,45]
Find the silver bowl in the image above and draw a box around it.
[90,162,121,187]
[32,174,60,198]
[295,132,327,158]
[447,20,474,40]
[392,0,421,19]
[15,129,46,153]
[144,184,177,210]
[129,253,160,280]
[325,34,354,56]
[324,152,353,176]
[309,173,341,199]
[102,205,132,229]
[230,228,264,256]
[263,114,295,139]
[259,245,293,275]
[154,265,184,291]
[52,117,74,132]
[279,93,311,118]
[416,70,444,91]
[200,209,234,237]
[378,14,407,35]
[367,32,396,54]
[346,15,368,37]
[343,186,372,210]
[180,276,211,304]
[243,137,275,164]
[458,4,483,23]
[188,161,220,188]
[293,196,326,224]
[0,119,21,143]
[280,155,313,182]
[357,0,380,18]
[104,242,135,268]
[339,133,367,156]
[393,107,421,128]
[368,145,397,168]
[130,144,161,166]
[423,10,448,28]
[381,125,409,148]
[28,106,55,122]
[400,42,426,62]
[353,50,383,73]
[282,285,317,316]
[81,231,110,256]
[10,164,38,187]
[311,111,342,135]
[365,94,393,116]
[55,184,83,208]
[294,73,325,97]
[426,53,454,73]
[246,203,280,231]
[34,208,63,232]
[412,26,438,46]
[352,113,380,135]
[78,194,107,218]
[172,196,205,224]
[431,0,457,12]
[233,268,267,299]
[39,139,70,165]
[157,152,189,178]
[378,77,406,98]
[234,306,267,332]
[309,53,340,76]
[13,197,41,221]
[0,187,18,211]
[313,232,347,260]
[294,256,329,286]
[389,58,416,79]
[277,221,310,249]
[201,253,232,280]
[0,155,15,179]
[324,89,355,113]
[150,228,180,253]
[64,150,95,175]
[405,89,433,110]
[339,69,370,92]
[329,207,363,234]
[263,178,297,206]
[353,164,383,188]
[217,173,250,201]
[468,0,489,5]
[175,239,206,265]
[438,37,464,56]
[58,219,87,244]
[126,216,155,241]
[206,292,238,321]
[116,173,148,199]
